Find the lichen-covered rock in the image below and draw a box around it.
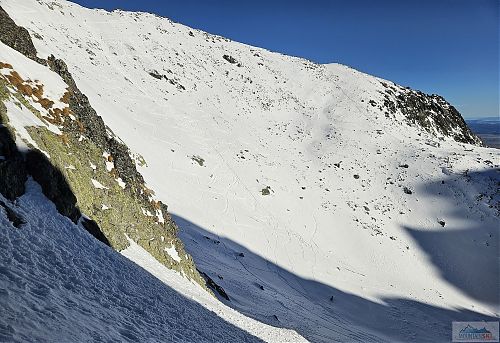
[381,82,481,145]
[0,9,208,292]
[0,72,206,289]
[397,91,479,144]
[0,78,108,243]
[0,6,44,64]
[106,136,145,194]
[47,56,109,147]
[46,56,151,203]
[25,149,80,223]
[0,82,27,200]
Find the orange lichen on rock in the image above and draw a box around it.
[52,108,64,124]
[76,120,85,132]
[60,133,69,145]
[151,200,161,210]
[4,71,48,107]
[5,70,24,90]
[42,115,58,125]
[39,97,54,110]
[32,84,44,100]
[5,71,37,98]
[62,107,72,116]
[60,90,71,104]
[18,83,33,97]
[0,61,13,69]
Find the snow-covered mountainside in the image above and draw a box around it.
[0,0,498,342]
[0,180,303,342]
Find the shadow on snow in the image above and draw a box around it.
[173,169,499,343]
[404,168,499,306]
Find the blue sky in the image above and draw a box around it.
[69,0,499,119]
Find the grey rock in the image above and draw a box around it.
[393,87,480,145]
[0,126,26,200]
[0,6,38,61]
[223,54,238,64]
[197,269,230,301]
[403,187,413,195]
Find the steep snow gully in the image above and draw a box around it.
[0,0,499,342]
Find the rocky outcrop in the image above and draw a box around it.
[396,91,479,144]
[0,76,109,244]
[46,56,150,201]
[223,54,238,64]
[25,150,80,222]
[106,136,145,196]
[380,82,481,145]
[0,120,26,200]
[0,5,207,291]
[46,56,108,146]
[223,54,242,67]
[198,269,230,301]
[0,6,43,64]
[0,77,27,201]
[0,15,109,244]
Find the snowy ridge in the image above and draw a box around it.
[0,0,498,342]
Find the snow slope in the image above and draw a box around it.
[0,179,305,342]
[1,0,499,342]
[0,39,304,342]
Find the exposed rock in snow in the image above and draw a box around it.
[0,0,498,342]
[0,7,207,288]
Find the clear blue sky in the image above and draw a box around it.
[69,0,499,119]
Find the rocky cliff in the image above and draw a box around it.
[0,5,207,289]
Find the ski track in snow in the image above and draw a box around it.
[0,0,499,342]
[0,180,305,343]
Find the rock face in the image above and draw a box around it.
[380,81,481,145]
[0,8,207,290]
[106,136,146,196]
[0,11,94,236]
[0,114,26,199]
[397,91,479,144]
[1,77,93,240]
[47,56,108,147]
[46,55,147,199]
[0,6,40,62]
[25,150,80,222]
